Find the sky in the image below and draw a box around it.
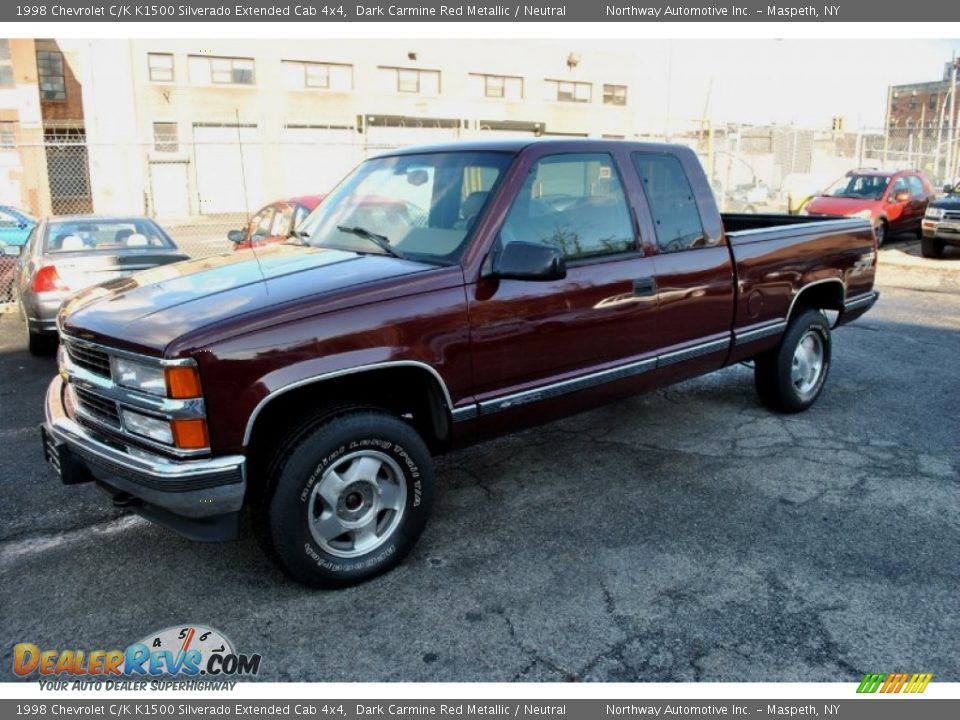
[552,38,960,130]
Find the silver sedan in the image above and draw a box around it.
[16,216,189,355]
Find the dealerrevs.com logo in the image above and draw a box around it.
[856,672,933,694]
[14,625,261,690]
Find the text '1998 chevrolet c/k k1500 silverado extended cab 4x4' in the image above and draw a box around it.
[42,140,879,587]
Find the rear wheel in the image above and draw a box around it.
[921,236,945,259]
[264,410,434,588]
[754,309,832,413]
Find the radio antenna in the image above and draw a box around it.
[236,108,266,285]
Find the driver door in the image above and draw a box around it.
[468,150,660,437]
[885,177,910,233]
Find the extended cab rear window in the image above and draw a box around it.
[632,153,706,253]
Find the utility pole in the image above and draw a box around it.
[933,87,948,180]
[952,57,960,182]
[917,103,926,169]
[944,53,957,183]
[883,85,892,165]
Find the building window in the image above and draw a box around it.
[908,96,918,110]
[603,84,627,106]
[37,50,66,101]
[929,93,939,110]
[148,53,174,82]
[281,61,352,91]
[0,40,13,86]
[545,79,592,103]
[378,67,440,95]
[188,55,255,85]
[470,73,523,100]
[890,101,898,112]
[0,122,15,149]
[152,122,178,152]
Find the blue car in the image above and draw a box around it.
[0,206,37,247]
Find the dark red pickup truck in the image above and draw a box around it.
[42,140,878,587]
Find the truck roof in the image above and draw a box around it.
[371,137,695,158]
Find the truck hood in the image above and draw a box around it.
[805,196,878,217]
[59,245,437,354]
[929,195,960,210]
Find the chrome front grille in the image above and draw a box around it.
[64,339,111,378]
[943,211,960,222]
[74,386,121,428]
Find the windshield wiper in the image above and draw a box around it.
[336,225,405,259]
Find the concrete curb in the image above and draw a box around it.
[878,240,960,272]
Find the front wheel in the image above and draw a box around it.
[874,220,887,247]
[265,410,434,588]
[921,236,945,259]
[754,309,832,413]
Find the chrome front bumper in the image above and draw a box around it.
[43,375,247,541]
[922,218,960,244]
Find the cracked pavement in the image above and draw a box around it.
[0,249,957,682]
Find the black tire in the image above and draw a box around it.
[265,410,434,588]
[921,236,945,259]
[754,309,832,413]
[27,329,58,356]
[874,220,887,247]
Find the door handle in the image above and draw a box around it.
[632,277,657,297]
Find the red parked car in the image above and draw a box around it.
[803,169,935,246]
[228,195,325,250]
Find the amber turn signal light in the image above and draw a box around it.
[165,366,202,399]
[171,418,210,449]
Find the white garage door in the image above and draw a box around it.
[364,125,461,153]
[149,162,190,219]
[193,125,263,215]
[281,127,359,197]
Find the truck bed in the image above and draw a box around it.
[722,212,868,241]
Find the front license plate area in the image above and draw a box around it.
[40,426,93,485]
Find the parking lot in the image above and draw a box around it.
[0,240,957,683]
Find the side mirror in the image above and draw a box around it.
[945,185,956,195]
[489,241,566,282]
[227,229,245,243]
[1,244,22,257]
[892,190,910,203]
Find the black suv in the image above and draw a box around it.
[921,184,960,258]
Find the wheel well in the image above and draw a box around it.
[789,281,844,322]
[246,367,451,482]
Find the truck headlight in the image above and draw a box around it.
[925,206,945,220]
[120,408,173,444]
[111,357,167,396]
[851,209,874,220]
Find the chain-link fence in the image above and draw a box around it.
[1,121,958,308]
[664,122,960,214]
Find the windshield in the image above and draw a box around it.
[296,151,514,264]
[823,174,890,201]
[44,219,175,254]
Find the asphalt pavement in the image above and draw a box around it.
[0,242,957,683]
